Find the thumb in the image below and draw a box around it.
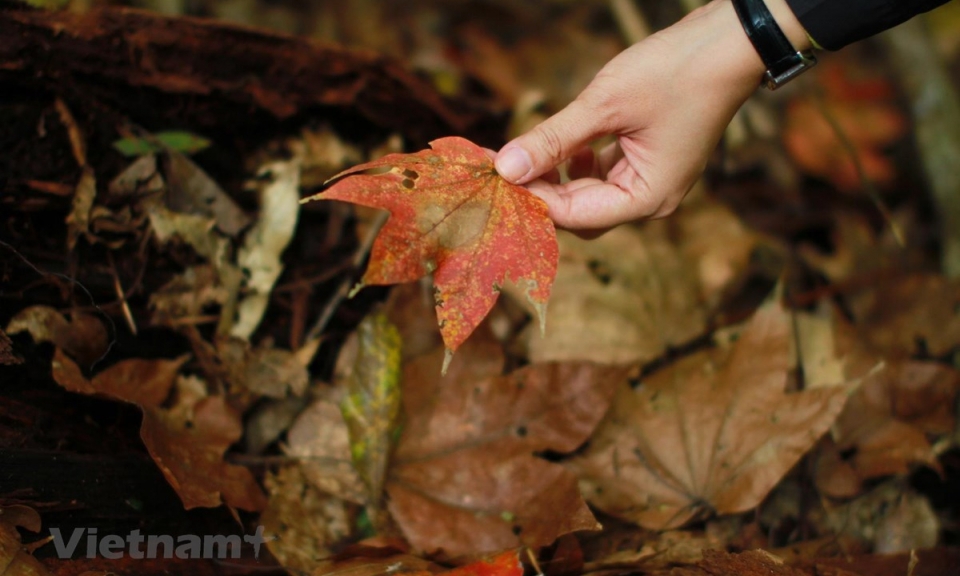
[495,97,611,184]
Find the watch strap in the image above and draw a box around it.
[732,0,817,89]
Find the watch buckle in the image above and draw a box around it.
[763,51,818,90]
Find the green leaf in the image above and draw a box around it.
[340,313,403,517]
[112,131,211,157]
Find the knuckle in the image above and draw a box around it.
[533,124,568,163]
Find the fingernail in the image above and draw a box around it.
[495,147,533,183]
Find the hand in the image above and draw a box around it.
[494,0,810,235]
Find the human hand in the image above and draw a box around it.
[494,0,810,235]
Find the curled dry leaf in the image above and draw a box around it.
[6,305,108,368]
[570,298,850,530]
[305,136,558,368]
[230,158,301,339]
[65,167,96,250]
[386,337,626,555]
[0,513,51,576]
[49,349,266,511]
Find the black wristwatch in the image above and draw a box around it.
[731,0,817,90]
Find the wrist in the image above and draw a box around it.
[763,0,812,51]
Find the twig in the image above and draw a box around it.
[609,0,651,45]
[106,250,137,335]
[812,92,905,247]
[303,210,389,344]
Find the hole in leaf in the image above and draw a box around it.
[402,178,415,189]
[402,169,419,180]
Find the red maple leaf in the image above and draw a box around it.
[307,137,558,367]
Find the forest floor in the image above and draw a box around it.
[3,1,960,575]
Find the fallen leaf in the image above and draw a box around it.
[49,349,266,511]
[285,398,367,505]
[339,313,402,518]
[260,465,353,574]
[312,551,437,576]
[848,274,960,358]
[305,136,558,366]
[65,167,96,250]
[149,264,229,324]
[139,395,267,511]
[814,481,938,553]
[52,351,189,407]
[0,506,41,534]
[384,280,444,361]
[676,194,773,309]
[163,151,251,237]
[0,514,51,576]
[112,130,211,156]
[783,59,907,192]
[513,224,705,365]
[570,298,850,530]
[386,341,626,555]
[671,549,807,576]
[216,337,310,398]
[244,396,306,455]
[797,307,960,496]
[6,306,109,369]
[230,158,301,339]
[444,551,523,576]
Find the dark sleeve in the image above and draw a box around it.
[785,0,951,50]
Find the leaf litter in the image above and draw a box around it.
[4,8,960,575]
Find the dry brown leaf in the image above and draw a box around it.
[140,395,267,511]
[512,223,705,365]
[798,308,960,497]
[671,549,808,576]
[386,340,626,555]
[384,280,444,361]
[261,465,353,573]
[0,516,51,576]
[285,398,367,505]
[6,306,108,368]
[849,274,960,358]
[51,350,188,407]
[50,349,266,511]
[66,167,96,250]
[149,265,228,324]
[570,298,850,530]
[216,337,309,398]
[163,151,251,237]
[676,193,771,309]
